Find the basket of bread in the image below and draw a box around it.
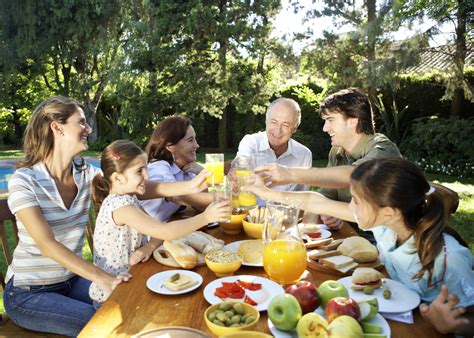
[153,231,225,269]
[307,236,382,276]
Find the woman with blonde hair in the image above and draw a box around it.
[4,97,209,335]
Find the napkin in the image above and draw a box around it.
[380,310,414,324]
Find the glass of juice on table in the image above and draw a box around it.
[263,199,306,285]
[205,153,224,187]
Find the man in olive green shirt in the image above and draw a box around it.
[256,88,401,231]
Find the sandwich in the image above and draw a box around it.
[319,255,359,274]
[337,236,378,263]
[163,273,198,291]
[351,267,384,290]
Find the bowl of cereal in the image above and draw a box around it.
[204,301,259,336]
[205,250,243,277]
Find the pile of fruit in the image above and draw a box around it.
[268,280,386,338]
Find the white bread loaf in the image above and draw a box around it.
[163,239,198,269]
[337,236,378,263]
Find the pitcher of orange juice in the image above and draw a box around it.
[262,199,307,285]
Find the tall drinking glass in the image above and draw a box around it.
[205,153,224,187]
[213,181,232,223]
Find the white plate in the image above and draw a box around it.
[223,240,263,267]
[301,229,332,242]
[268,308,391,338]
[146,270,203,295]
[203,275,284,312]
[338,276,421,313]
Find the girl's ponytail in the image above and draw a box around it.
[93,139,145,212]
[92,173,110,212]
[412,191,445,285]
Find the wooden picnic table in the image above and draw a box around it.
[79,220,450,337]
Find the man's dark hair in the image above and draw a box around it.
[319,88,375,134]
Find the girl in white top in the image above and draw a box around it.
[90,139,230,304]
[245,157,473,336]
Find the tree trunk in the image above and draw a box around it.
[450,0,467,117]
[366,0,378,114]
[217,0,228,152]
[83,95,98,143]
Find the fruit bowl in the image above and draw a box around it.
[204,302,260,336]
[205,250,243,277]
[242,218,264,239]
[220,211,248,235]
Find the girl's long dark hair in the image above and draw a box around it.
[351,157,467,286]
[92,140,145,211]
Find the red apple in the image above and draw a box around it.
[285,280,321,314]
[325,297,360,323]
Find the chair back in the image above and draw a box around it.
[431,182,459,216]
[0,198,18,289]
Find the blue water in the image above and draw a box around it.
[0,160,100,191]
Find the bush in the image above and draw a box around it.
[403,117,474,178]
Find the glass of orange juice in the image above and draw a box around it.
[205,153,224,187]
[263,199,306,285]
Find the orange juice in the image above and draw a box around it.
[232,196,240,208]
[205,162,224,185]
[238,192,257,207]
[263,240,307,284]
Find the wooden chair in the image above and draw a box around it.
[431,182,460,216]
[0,198,18,289]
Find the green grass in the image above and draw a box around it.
[0,149,102,159]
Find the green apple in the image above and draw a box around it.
[358,298,379,321]
[268,294,302,331]
[296,312,329,338]
[361,322,383,334]
[327,315,363,338]
[318,280,349,310]
[363,334,387,338]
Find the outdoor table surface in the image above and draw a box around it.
[79,220,451,337]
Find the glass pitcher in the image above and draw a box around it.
[262,199,307,285]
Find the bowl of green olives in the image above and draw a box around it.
[204,301,260,336]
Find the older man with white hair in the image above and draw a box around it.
[236,97,312,191]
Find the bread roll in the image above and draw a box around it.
[153,245,180,268]
[351,267,384,290]
[163,239,198,269]
[337,236,378,263]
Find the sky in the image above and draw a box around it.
[271,0,452,54]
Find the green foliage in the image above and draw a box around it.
[280,82,331,159]
[403,117,474,177]
[376,94,410,146]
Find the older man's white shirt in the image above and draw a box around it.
[236,131,312,191]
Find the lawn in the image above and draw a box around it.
[1,152,473,314]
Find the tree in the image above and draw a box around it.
[394,0,474,117]
[0,0,126,141]
[120,0,282,150]
[301,0,427,111]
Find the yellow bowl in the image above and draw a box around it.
[205,250,243,277]
[219,212,248,235]
[204,302,259,336]
[242,218,264,239]
[221,332,272,338]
